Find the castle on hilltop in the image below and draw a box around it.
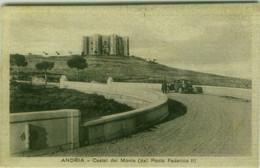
[82,34,129,56]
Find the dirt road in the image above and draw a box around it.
[49,93,251,156]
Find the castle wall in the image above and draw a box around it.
[89,36,94,55]
[102,36,110,55]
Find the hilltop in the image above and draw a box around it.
[12,54,251,89]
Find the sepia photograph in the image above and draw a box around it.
[0,3,259,167]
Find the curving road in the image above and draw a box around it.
[49,93,251,156]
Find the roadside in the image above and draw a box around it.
[46,93,251,156]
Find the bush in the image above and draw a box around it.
[10,79,19,87]
[17,83,34,93]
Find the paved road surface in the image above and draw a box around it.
[49,93,251,156]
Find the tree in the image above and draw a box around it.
[10,54,28,80]
[35,61,55,85]
[67,56,88,81]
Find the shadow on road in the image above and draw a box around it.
[163,98,187,123]
[146,99,187,132]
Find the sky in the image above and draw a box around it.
[4,5,253,79]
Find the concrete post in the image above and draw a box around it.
[60,75,68,88]
[107,77,113,85]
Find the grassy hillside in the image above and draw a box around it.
[11,55,251,89]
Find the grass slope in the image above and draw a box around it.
[12,55,251,88]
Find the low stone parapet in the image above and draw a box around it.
[83,102,168,145]
[62,81,169,145]
[63,81,167,109]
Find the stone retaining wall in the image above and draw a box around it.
[10,81,169,156]
[10,109,80,156]
[62,81,169,145]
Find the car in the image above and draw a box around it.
[169,80,193,93]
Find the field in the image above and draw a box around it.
[10,82,133,121]
[11,54,251,89]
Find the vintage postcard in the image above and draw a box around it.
[0,4,259,167]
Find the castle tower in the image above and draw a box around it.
[118,37,124,55]
[123,37,129,56]
[82,36,89,56]
[110,34,118,55]
[93,34,102,55]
